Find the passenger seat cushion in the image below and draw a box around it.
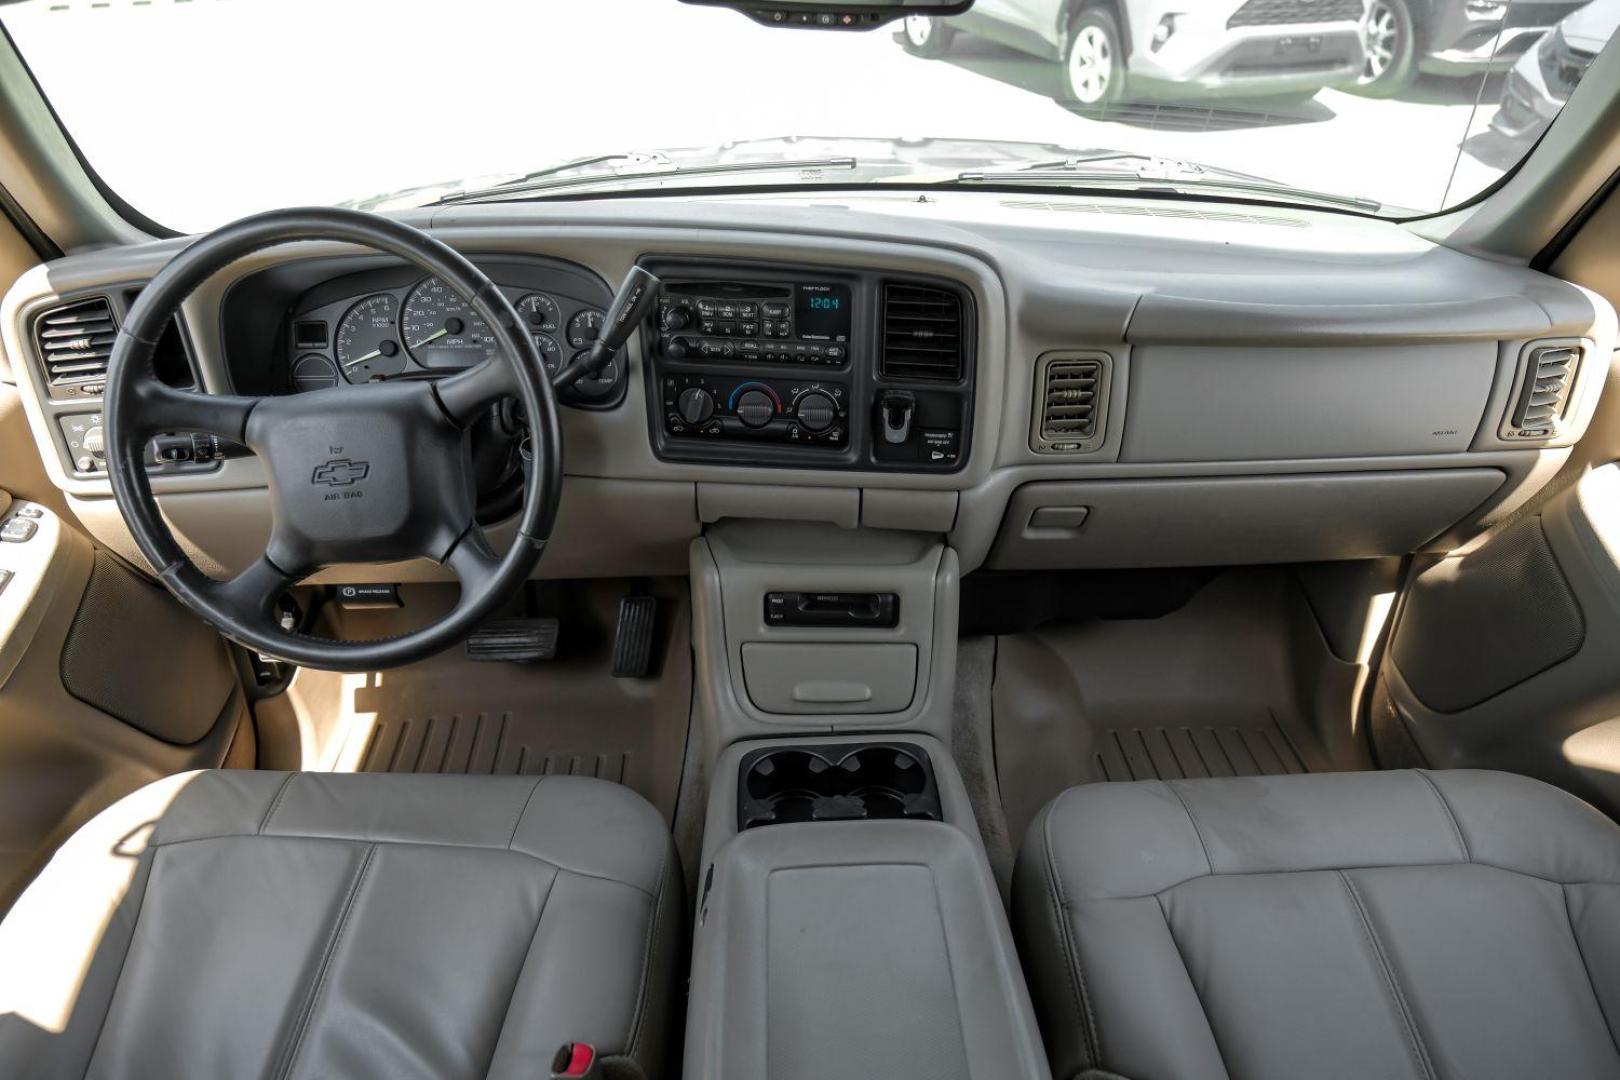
[0,771,682,1080]
[1013,770,1620,1080]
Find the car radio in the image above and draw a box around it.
[656,280,851,369]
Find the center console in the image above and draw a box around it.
[643,258,975,472]
[686,734,1052,1080]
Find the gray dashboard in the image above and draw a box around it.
[1,190,1612,582]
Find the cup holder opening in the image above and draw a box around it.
[738,742,943,830]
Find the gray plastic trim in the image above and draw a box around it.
[987,469,1508,569]
[691,522,960,748]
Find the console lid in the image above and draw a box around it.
[685,820,1051,1080]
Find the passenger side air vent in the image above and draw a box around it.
[34,297,116,394]
[1504,342,1584,441]
[1032,352,1111,454]
[879,283,963,381]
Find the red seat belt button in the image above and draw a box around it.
[551,1042,600,1079]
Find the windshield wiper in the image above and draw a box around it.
[956,156,1381,214]
[429,156,859,206]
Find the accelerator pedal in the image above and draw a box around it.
[611,595,658,678]
[466,618,559,663]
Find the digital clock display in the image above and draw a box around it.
[795,283,851,342]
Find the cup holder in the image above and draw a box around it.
[738,742,943,830]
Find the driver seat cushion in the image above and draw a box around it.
[1013,769,1620,1080]
[0,770,682,1080]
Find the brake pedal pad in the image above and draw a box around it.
[611,596,658,678]
[466,618,559,663]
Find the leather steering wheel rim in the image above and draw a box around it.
[104,207,563,671]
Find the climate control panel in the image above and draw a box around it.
[661,372,849,447]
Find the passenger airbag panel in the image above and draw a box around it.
[1123,344,1496,461]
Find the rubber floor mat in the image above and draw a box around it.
[1092,714,1310,783]
[992,569,1367,843]
[286,581,692,822]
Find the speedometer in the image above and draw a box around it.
[401,278,498,370]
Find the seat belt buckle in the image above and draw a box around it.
[551,1042,603,1080]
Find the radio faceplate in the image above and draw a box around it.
[642,259,975,473]
[656,280,852,370]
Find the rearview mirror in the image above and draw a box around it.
[677,0,974,30]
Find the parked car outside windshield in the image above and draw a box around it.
[2,0,1617,228]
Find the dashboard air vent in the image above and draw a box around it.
[34,296,116,389]
[1509,343,1582,439]
[1032,352,1110,454]
[880,283,963,381]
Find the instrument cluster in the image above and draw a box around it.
[277,258,621,408]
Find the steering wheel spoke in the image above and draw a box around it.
[444,524,505,594]
[131,381,259,442]
[206,553,303,626]
[434,354,519,429]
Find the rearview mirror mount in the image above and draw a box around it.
[677,0,974,31]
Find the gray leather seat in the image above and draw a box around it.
[1013,769,1620,1080]
[0,770,681,1080]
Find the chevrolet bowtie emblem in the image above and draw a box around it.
[312,458,371,487]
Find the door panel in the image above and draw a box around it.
[1377,461,1620,814]
[0,497,246,912]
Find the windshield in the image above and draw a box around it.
[4,0,1616,230]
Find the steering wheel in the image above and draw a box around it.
[104,207,562,672]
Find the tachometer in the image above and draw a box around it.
[334,294,405,381]
[402,278,497,369]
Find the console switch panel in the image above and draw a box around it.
[765,591,898,628]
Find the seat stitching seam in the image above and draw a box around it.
[274,842,378,1080]
[1164,780,1216,877]
[480,868,560,1077]
[1153,892,1234,1080]
[506,776,546,850]
[1043,789,1101,1068]
[258,773,296,835]
[81,853,159,1080]
[1131,860,1620,901]
[625,845,673,1059]
[1560,882,1620,1063]
[147,833,659,898]
[1337,870,1437,1080]
[1414,771,1470,863]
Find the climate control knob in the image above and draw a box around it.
[676,386,715,426]
[735,388,776,429]
[795,391,837,433]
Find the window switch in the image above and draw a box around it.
[1,519,37,544]
[0,570,11,596]
[14,504,44,520]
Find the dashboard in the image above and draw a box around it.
[0,191,1613,584]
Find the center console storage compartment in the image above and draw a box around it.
[685,819,1051,1080]
[738,741,944,829]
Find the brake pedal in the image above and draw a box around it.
[466,618,559,663]
[611,596,657,678]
